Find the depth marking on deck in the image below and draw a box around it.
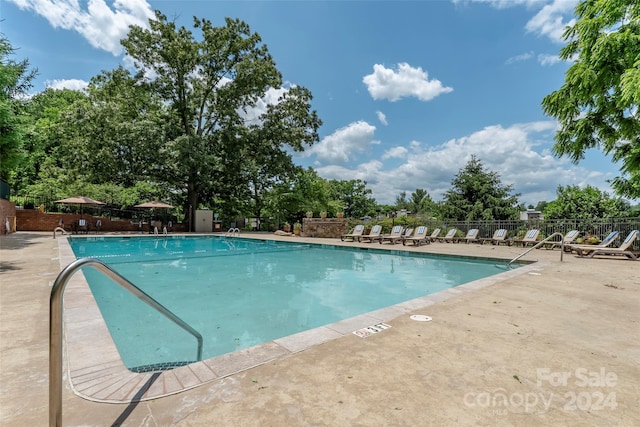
[353,323,391,338]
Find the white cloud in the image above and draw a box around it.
[525,0,578,43]
[315,121,615,205]
[240,86,288,125]
[306,121,378,163]
[363,63,453,102]
[8,0,154,55]
[505,51,534,65]
[45,79,89,91]
[317,160,384,185]
[537,53,562,66]
[459,0,578,43]
[381,146,408,160]
[515,121,558,133]
[453,0,544,9]
[376,111,388,126]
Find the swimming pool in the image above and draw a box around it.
[69,236,513,371]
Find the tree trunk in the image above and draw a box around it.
[253,185,262,231]
[187,182,198,232]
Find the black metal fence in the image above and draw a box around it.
[413,217,640,251]
[11,195,58,211]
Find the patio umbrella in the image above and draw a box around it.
[54,196,105,216]
[134,201,174,229]
[134,201,174,209]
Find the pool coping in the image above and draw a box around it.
[58,234,547,403]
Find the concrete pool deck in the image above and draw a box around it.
[1,232,639,426]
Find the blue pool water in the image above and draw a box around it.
[69,236,511,370]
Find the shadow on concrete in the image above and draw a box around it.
[111,372,161,427]
[0,232,50,250]
[0,261,21,272]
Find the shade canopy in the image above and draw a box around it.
[54,196,106,206]
[134,201,174,209]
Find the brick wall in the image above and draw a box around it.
[1,199,16,234]
[15,209,186,233]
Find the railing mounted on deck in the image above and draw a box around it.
[49,258,202,427]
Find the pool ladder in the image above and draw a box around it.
[49,258,203,427]
[225,227,240,237]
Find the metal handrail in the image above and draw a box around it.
[508,232,565,266]
[225,227,240,237]
[50,258,203,427]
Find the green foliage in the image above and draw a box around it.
[326,178,376,219]
[12,88,87,193]
[410,188,438,216]
[60,67,173,188]
[395,191,409,211]
[534,200,549,212]
[0,36,37,180]
[543,185,631,220]
[392,189,438,217]
[410,189,427,213]
[295,167,331,214]
[541,0,640,199]
[241,85,321,221]
[440,155,521,221]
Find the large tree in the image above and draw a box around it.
[121,12,319,226]
[541,0,640,199]
[0,36,37,181]
[440,155,520,221]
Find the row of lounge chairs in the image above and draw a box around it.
[340,225,639,260]
[340,226,510,246]
[341,225,438,246]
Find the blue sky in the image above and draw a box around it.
[1,0,622,205]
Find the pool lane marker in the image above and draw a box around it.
[353,323,391,338]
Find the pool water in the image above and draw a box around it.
[69,236,510,370]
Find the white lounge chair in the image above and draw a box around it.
[359,225,383,243]
[512,229,540,247]
[380,225,404,245]
[402,228,414,240]
[403,226,429,246]
[436,228,458,243]
[481,229,509,245]
[341,224,365,241]
[459,228,480,244]
[426,228,441,243]
[568,230,620,255]
[577,230,638,260]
